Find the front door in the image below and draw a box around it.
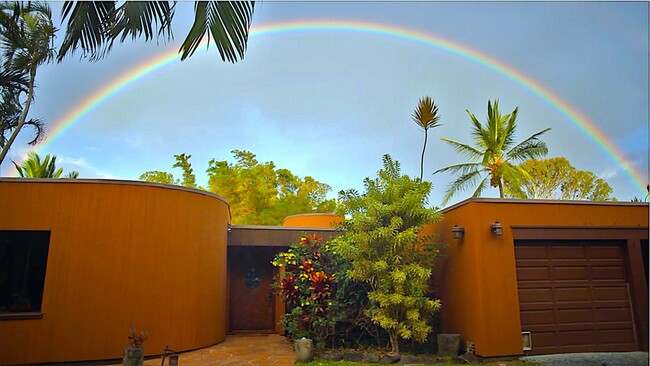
[228,247,276,332]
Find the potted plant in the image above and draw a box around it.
[123,326,148,366]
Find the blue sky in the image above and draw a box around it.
[3,1,648,206]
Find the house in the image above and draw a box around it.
[0,179,647,364]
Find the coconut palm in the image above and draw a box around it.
[57,1,255,63]
[434,99,550,205]
[412,96,441,180]
[0,1,57,165]
[13,152,60,178]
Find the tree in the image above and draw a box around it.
[57,1,255,63]
[333,154,442,355]
[411,96,441,180]
[207,150,335,225]
[138,170,178,185]
[505,157,615,201]
[0,1,57,165]
[172,153,197,188]
[434,99,551,205]
[13,151,78,178]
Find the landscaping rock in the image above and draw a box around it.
[399,354,441,364]
[362,353,381,363]
[318,352,344,361]
[342,351,364,362]
[459,352,480,364]
[437,334,460,357]
[379,354,401,364]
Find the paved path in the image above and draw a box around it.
[521,352,649,366]
[116,334,295,366]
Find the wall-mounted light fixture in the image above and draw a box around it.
[452,225,465,240]
[490,220,503,236]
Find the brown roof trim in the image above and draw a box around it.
[231,224,340,232]
[441,197,649,214]
[0,177,230,209]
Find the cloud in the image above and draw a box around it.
[56,155,119,179]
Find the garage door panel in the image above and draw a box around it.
[555,287,590,301]
[550,246,585,258]
[592,286,629,300]
[556,309,592,323]
[598,329,636,344]
[516,246,548,259]
[519,287,552,302]
[520,309,555,325]
[517,267,551,281]
[558,330,597,345]
[589,246,624,258]
[595,308,632,322]
[553,266,589,280]
[591,266,626,280]
[516,240,637,355]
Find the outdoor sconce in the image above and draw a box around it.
[452,225,465,240]
[490,220,503,236]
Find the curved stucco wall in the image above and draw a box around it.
[0,179,230,365]
[282,213,343,228]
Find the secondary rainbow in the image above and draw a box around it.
[35,19,647,194]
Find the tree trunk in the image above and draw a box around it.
[0,67,36,166]
[419,129,428,180]
[389,330,400,355]
[498,179,504,198]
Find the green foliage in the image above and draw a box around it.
[58,1,255,63]
[505,157,615,201]
[272,234,346,347]
[207,150,336,225]
[138,170,178,185]
[12,151,78,178]
[0,1,57,165]
[333,154,442,355]
[435,99,550,204]
[172,153,197,188]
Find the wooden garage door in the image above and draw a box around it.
[515,240,637,354]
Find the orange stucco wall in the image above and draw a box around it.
[0,179,230,365]
[282,213,343,228]
[424,199,649,358]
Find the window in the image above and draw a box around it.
[0,231,50,317]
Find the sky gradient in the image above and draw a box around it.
[3,2,649,206]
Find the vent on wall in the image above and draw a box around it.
[522,331,532,351]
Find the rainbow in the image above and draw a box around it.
[31,19,648,194]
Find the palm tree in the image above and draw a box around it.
[412,96,441,180]
[12,151,78,178]
[57,1,255,63]
[434,99,550,205]
[0,1,57,165]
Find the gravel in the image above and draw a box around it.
[521,352,649,366]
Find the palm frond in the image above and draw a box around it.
[412,96,441,131]
[111,1,174,43]
[440,138,484,161]
[57,1,115,62]
[180,1,255,62]
[433,162,482,176]
[441,169,485,206]
[505,128,551,162]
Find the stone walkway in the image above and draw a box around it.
[116,334,295,366]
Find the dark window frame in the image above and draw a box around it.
[0,230,50,320]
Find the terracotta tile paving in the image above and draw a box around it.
[115,334,295,366]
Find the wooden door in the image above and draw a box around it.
[516,240,637,354]
[228,247,275,332]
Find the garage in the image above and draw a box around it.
[516,240,638,355]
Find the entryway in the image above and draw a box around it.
[228,246,279,333]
